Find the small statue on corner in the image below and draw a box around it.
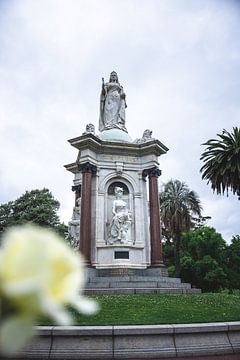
[134,129,153,144]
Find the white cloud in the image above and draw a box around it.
[0,0,239,242]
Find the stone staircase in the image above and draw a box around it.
[84,268,201,295]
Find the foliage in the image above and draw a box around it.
[0,189,67,239]
[40,293,240,326]
[200,127,240,198]
[160,179,202,277]
[224,235,240,290]
[179,254,227,292]
[194,256,227,292]
[163,227,240,292]
[180,227,227,291]
[181,226,226,264]
[162,240,174,267]
[191,215,212,229]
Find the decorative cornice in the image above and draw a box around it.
[67,134,169,157]
[64,162,78,174]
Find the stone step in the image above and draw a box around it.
[87,276,181,284]
[84,287,201,295]
[85,281,192,289]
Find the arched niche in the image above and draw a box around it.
[108,181,129,195]
[105,179,134,245]
[99,172,138,194]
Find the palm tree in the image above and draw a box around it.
[200,127,240,199]
[160,180,202,277]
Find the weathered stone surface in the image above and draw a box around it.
[84,270,200,295]
[114,326,175,358]
[109,281,158,288]
[16,327,53,359]
[174,323,229,334]
[114,325,174,335]
[85,288,135,295]
[16,323,240,359]
[155,288,184,294]
[228,321,240,331]
[144,267,169,277]
[175,332,232,357]
[228,322,240,353]
[52,326,112,336]
[51,337,112,359]
[50,326,113,359]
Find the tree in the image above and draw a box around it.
[181,226,226,264]
[180,227,227,291]
[163,226,240,292]
[200,127,240,199]
[160,179,202,277]
[0,189,68,239]
[224,235,240,290]
[194,255,227,292]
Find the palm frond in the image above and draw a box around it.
[200,127,240,197]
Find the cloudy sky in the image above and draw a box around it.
[0,0,239,242]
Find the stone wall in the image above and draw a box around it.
[13,322,240,359]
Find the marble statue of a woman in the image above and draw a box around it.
[68,197,81,250]
[108,186,132,244]
[99,71,127,133]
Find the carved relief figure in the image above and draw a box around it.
[68,197,81,250]
[99,71,127,133]
[108,186,132,244]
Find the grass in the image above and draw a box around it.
[40,293,240,326]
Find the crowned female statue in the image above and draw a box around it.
[99,71,127,133]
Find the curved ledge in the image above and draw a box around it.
[13,322,240,359]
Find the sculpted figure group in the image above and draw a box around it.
[108,186,132,245]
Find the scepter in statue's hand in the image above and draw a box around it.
[101,77,105,95]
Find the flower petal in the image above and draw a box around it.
[72,296,99,315]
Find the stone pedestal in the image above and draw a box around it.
[65,131,168,270]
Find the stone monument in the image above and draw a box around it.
[65,71,169,271]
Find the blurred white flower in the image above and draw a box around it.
[0,225,98,325]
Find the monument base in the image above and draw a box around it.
[84,266,201,295]
[96,266,168,277]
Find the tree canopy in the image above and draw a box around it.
[160,179,202,277]
[200,127,240,198]
[0,188,67,238]
[180,227,227,291]
[163,227,240,292]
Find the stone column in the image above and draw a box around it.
[143,167,163,267]
[79,162,96,266]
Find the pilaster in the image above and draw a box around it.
[79,162,97,266]
[143,167,164,267]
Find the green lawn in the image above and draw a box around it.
[41,293,240,326]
